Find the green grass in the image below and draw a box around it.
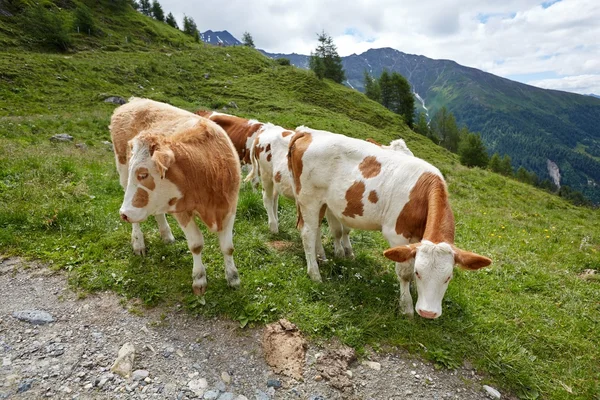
[1,10,600,400]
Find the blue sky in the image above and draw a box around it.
[160,0,600,95]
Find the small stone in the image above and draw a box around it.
[410,370,416,375]
[176,349,184,358]
[49,134,74,143]
[203,390,219,399]
[104,96,126,105]
[132,369,149,381]
[221,371,231,384]
[267,379,282,389]
[483,385,501,399]
[2,356,11,366]
[255,390,270,400]
[144,377,152,384]
[314,375,323,382]
[60,386,72,393]
[234,396,248,400]
[345,370,353,378]
[13,310,54,325]
[405,389,413,395]
[309,396,326,400]
[84,383,93,390]
[228,101,238,109]
[219,393,235,400]
[110,342,136,378]
[75,143,87,150]
[204,73,210,79]
[17,380,33,393]
[363,361,381,371]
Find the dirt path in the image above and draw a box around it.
[0,257,503,399]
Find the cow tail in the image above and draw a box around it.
[244,136,260,183]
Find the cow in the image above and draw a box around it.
[366,138,414,156]
[288,126,491,319]
[111,98,241,295]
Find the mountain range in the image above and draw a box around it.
[200,30,241,46]
[257,46,600,204]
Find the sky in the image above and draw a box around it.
[160,0,600,95]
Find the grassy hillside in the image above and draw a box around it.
[1,4,600,400]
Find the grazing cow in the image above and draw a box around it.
[288,127,491,318]
[111,98,241,295]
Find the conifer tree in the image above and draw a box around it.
[458,132,489,168]
[378,70,392,109]
[165,12,178,29]
[242,32,255,48]
[182,15,199,38]
[489,153,502,173]
[389,72,414,128]
[363,70,381,102]
[309,31,345,83]
[151,0,164,22]
[500,155,513,176]
[139,0,151,16]
[414,112,429,137]
[431,107,460,153]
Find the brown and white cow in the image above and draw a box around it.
[288,126,491,319]
[111,98,241,295]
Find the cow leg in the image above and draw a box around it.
[299,203,323,282]
[261,178,279,233]
[326,209,346,258]
[341,225,354,258]
[131,223,146,256]
[154,214,175,243]
[217,213,241,289]
[384,231,414,317]
[174,212,207,296]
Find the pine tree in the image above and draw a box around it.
[139,0,151,16]
[363,70,381,102]
[309,31,345,84]
[414,112,429,137]
[242,32,255,48]
[489,153,502,173]
[458,132,489,168]
[500,155,513,176]
[389,72,414,128]
[431,107,460,153]
[151,0,164,22]
[165,12,178,29]
[182,15,198,38]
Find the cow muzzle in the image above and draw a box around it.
[416,308,439,319]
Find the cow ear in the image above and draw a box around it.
[383,245,417,263]
[453,247,492,270]
[152,147,175,179]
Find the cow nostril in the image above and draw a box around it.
[417,309,438,319]
[120,213,129,222]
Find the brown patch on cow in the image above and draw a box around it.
[132,188,149,208]
[359,156,382,179]
[200,113,263,165]
[168,197,178,206]
[225,247,234,256]
[287,132,313,194]
[342,181,365,218]
[191,244,203,255]
[255,145,265,160]
[368,190,379,203]
[262,319,307,380]
[267,153,272,162]
[136,167,156,190]
[366,138,382,147]
[282,130,293,137]
[395,172,455,243]
[274,171,282,183]
[174,211,193,228]
[118,154,127,165]
[295,204,304,229]
[162,119,240,232]
[265,144,271,152]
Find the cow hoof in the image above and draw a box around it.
[400,303,415,318]
[308,271,323,283]
[133,246,146,256]
[344,250,355,259]
[192,283,207,296]
[334,248,345,258]
[227,277,241,289]
[269,224,279,234]
[161,232,176,244]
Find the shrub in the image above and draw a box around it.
[276,58,291,66]
[19,4,72,51]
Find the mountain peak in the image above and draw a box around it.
[200,30,241,46]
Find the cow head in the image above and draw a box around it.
[384,240,491,319]
[119,133,180,223]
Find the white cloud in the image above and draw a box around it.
[529,74,600,95]
[158,0,600,94]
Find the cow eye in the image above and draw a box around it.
[138,173,148,180]
[444,275,452,283]
[415,271,421,279]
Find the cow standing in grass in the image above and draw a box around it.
[111,98,241,295]
[288,126,491,318]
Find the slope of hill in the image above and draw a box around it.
[263,48,600,204]
[1,4,600,399]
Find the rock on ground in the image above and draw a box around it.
[0,257,500,399]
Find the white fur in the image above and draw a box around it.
[384,138,414,156]
[413,241,454,318]
[292,126,448,315]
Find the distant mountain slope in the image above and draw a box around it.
[262,48,600,203]
[200,30,241,46]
